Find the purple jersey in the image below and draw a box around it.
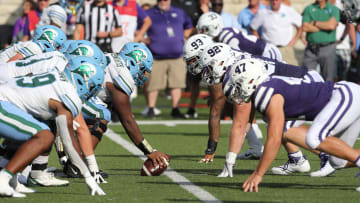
[233,49,308,78]
[254,77,334,121]
[218,28,266,57]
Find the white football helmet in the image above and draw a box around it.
[200,43,235,85]
[183,34,214,75]
[196,12,224,38]
[223,58,268,105]
[342,0,360,22]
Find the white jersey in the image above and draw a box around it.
[0,51,68,83]
[0,41,42,63]
[97,53,136,103]
[0,71,82,120]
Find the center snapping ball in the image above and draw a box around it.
[141,154,171,176]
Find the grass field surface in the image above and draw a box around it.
[3,121,360,202]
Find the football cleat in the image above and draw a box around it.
[63,160,83,178]
[0,180,26,198]
[237,147,263,160]
[310,158,336,177]
[10,174,36,193]
[28,170,69,187]
[272,156,311,175]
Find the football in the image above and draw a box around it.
[140,154,171,176]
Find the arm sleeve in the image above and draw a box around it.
[136,3,148,22]
[249,10,264,30]
[60,94,82,118]
[183,10,193,29]
[332,6,340,22]
[302,6,311,23]
[23,17,30,37]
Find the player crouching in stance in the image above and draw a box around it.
[0,56,105,197]
[62,42,170,174]
[223,57,360,192]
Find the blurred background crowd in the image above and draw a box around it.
[0,0,359,119]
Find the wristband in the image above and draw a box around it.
[136,138,154,155]
[313,21,317,26]
[204,139,218,155]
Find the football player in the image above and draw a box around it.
[197,43,320,177]
[94,42,170,168]
[223,57,360,192]
[183,34,263,163]
[65,42,170,173]
[0,56,105,197]
[0,50,107,184]
[196,11,282,61]
[0,25,66,63]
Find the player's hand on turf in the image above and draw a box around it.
[242,171,262,192]
[200,153,215,163]
[217,161,234,177]
[147,151,169,169]
[91,171,108,184]
[85,176,106,196]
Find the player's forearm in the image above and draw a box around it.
[228,127,246,154]
[74,114,95,157]
[255,122,282,176]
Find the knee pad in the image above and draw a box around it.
[86,119,107,141]
[329,156,347,169]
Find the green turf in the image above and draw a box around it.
[3,123,360,202]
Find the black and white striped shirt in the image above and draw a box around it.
[76,2,121,46]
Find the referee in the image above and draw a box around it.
[73,0,122,52]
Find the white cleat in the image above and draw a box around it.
[0,181,26,198]
[10,174,36,194]
[310,159,336,177]
[272,156,311,175]
[28,170,69,187]
[356,187,360,192]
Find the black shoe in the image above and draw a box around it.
[99,170,108,178]
[171,108,185,119]
[147,108,155,119]
[184,108,198,119]
[63,160,83,178]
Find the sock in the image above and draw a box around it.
[0,169,14,183]
[354,155,360,168]
[226,152,237,165]
[0,158,9,168]
[21,165,32,179]
[246,127,262,149]
[31,155,49,171]
[288,150,303,163]
[252,123,263,139]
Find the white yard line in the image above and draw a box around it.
[105,129,222,203]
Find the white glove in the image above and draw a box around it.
[217,162,234,178]
[92,172,108,184]
[85,175,106,196]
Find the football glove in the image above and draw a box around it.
[217,162,234,178]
